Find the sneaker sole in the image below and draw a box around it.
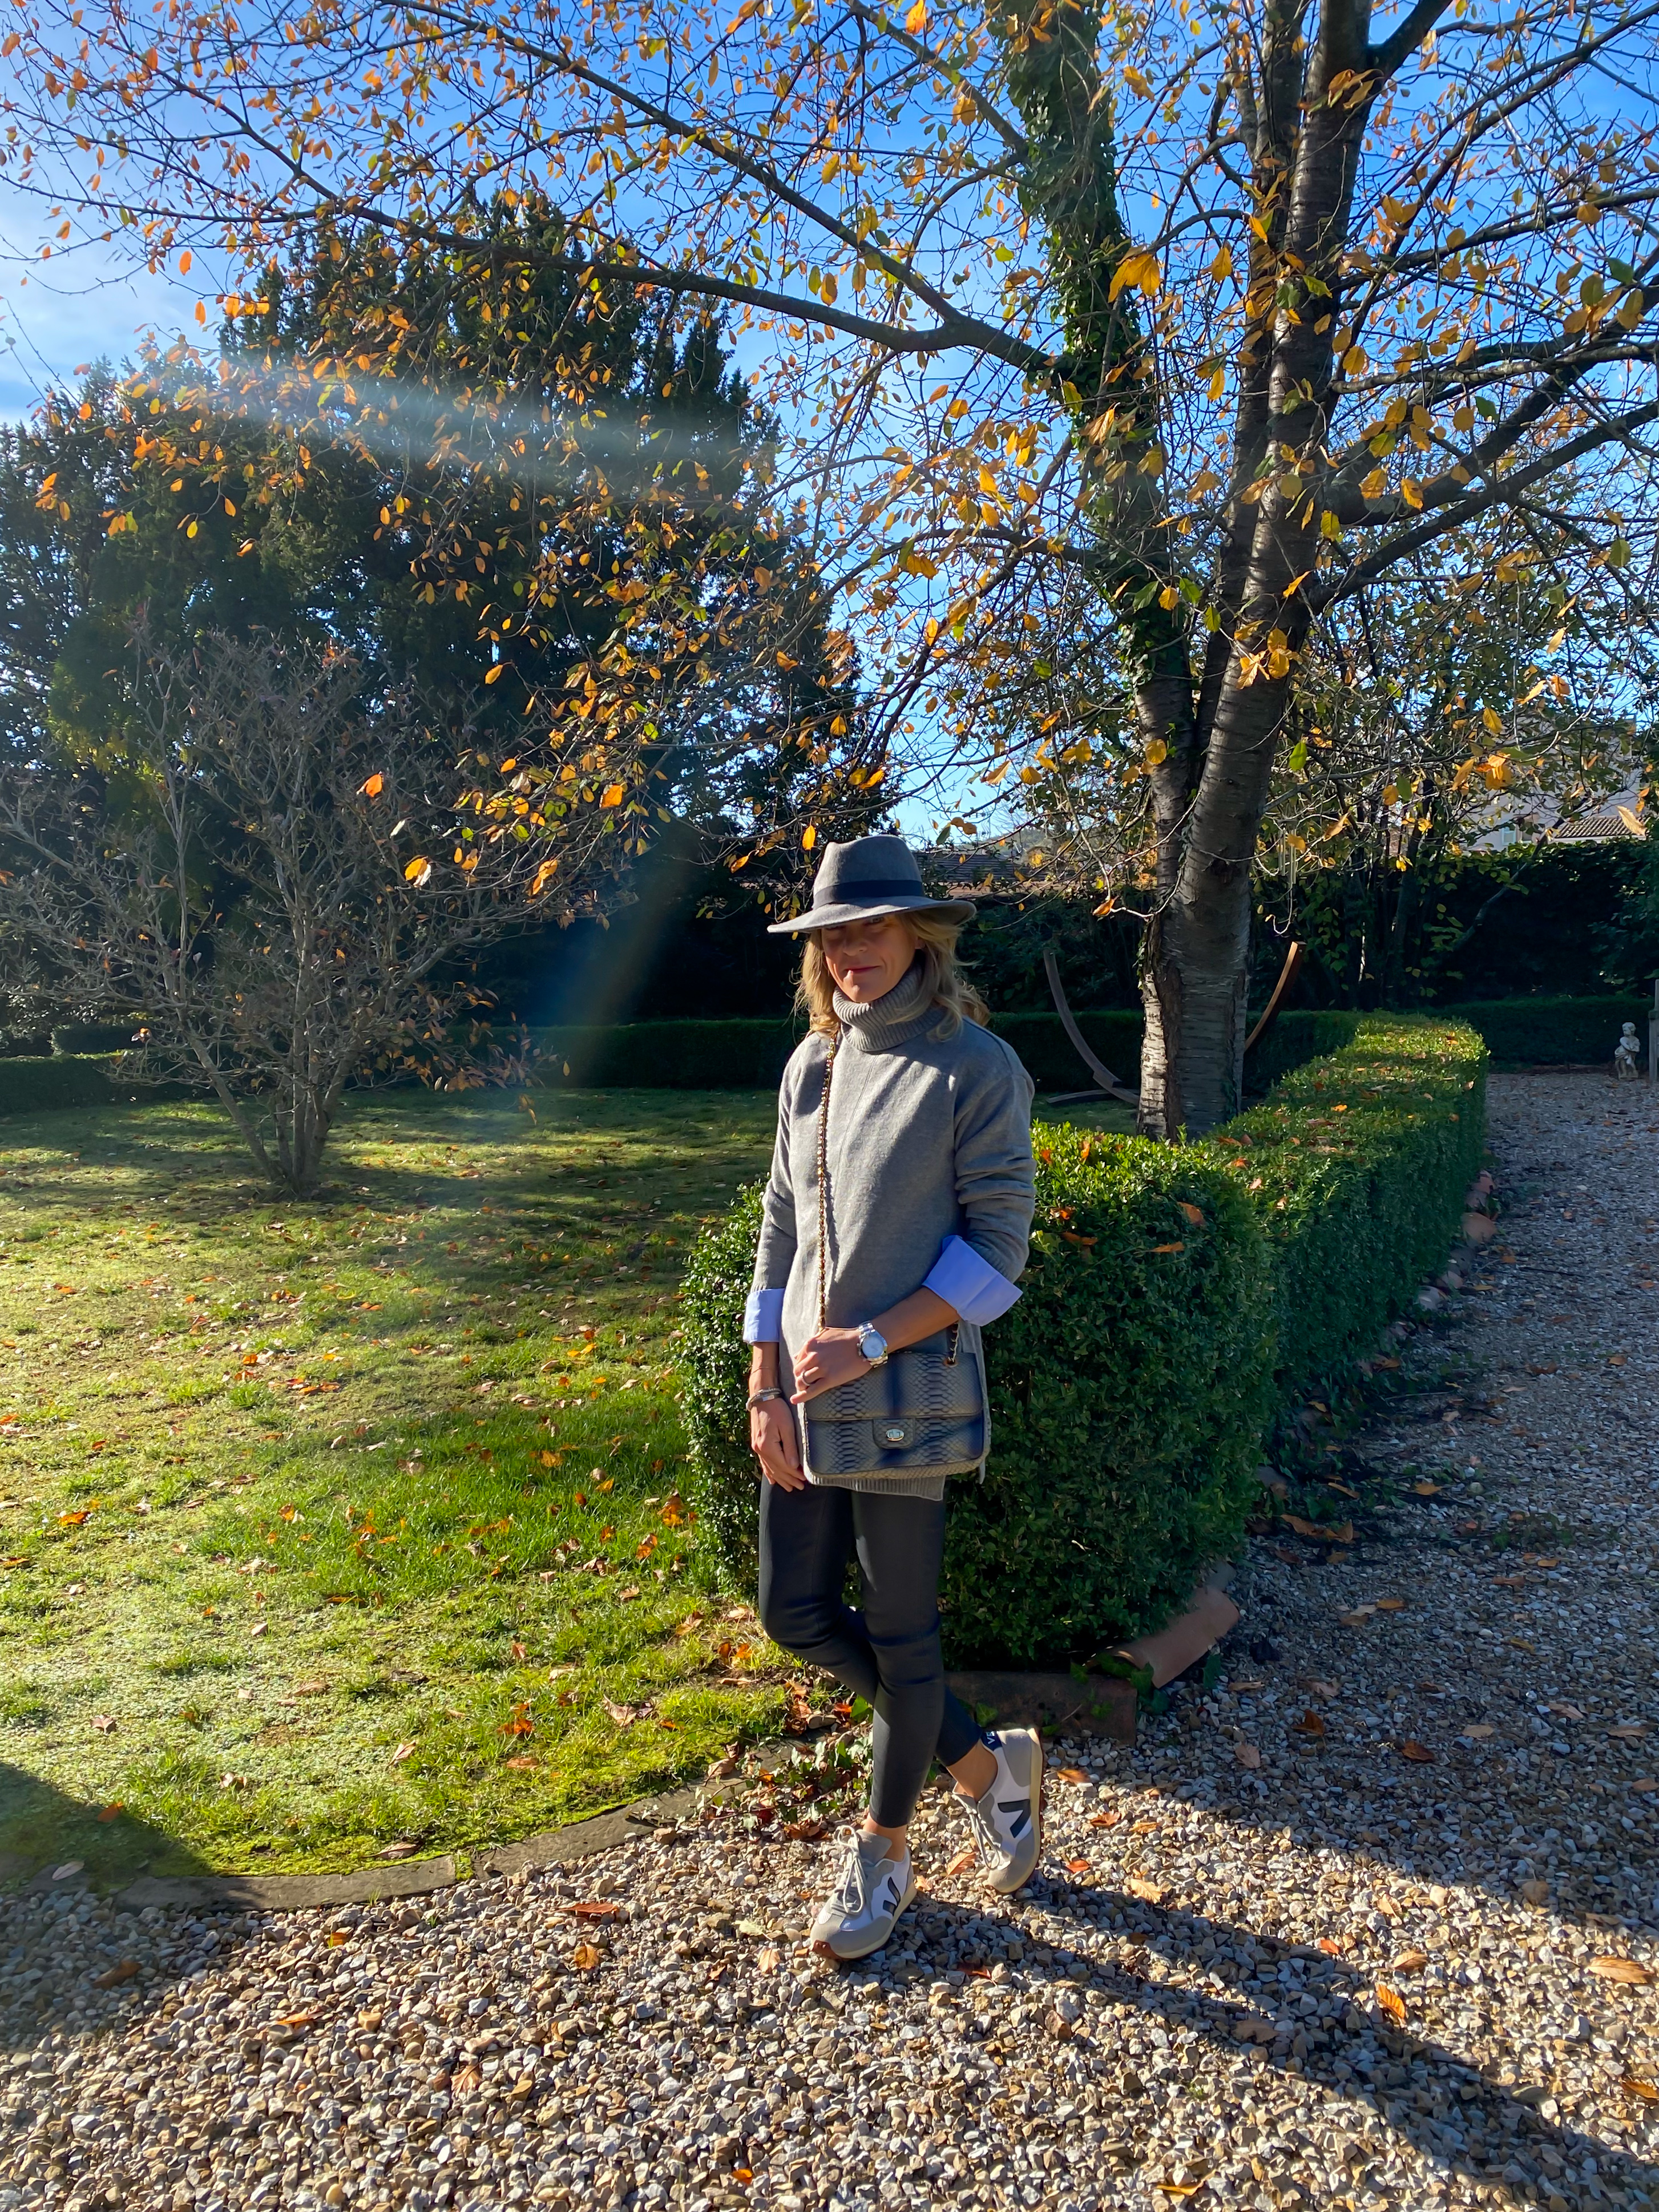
[810,1867,919,1962]
[985,1733,1044,1895]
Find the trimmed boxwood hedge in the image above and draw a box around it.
[0,1055,116,1116]
[680,1014,1487,1666]
[526,1005,1354,1097]
[1446,995,1644,1068]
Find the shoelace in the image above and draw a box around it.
[829,1837,882,1918]
[960,1791,1004,1868]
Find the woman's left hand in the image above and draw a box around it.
[788,1327,873,1404]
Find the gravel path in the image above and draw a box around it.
[3,1069,1656,2212]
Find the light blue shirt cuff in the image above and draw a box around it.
[923,1235,1021,1325]
[742,1287,785,1343]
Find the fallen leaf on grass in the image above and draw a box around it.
[570,1943,602,1971]
[503,1755,537,1771]
[1375,1984,1407,2025]
[1591,1957,1654,1986]
[390,1742,416,1764]
[92,1959,139,1988]
[1392,1949,1430,1974]
[91,1714,116,1733]
[1412,1481,1443,1496]
[96,1803,123,1823]
[378,1842,421,1860]
[1150,1241,1185,1256]
[1398,1739,1435,1763]
[1234,1745,1262,1770]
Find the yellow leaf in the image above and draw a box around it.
[404,857,432,887]
[1360,467,1387,500]
[1127,1876,1168,1905]
[1109,249,1161,302]
[360,773,384,798]
[1482,704,1502,734]
[802,825,817,850]
[1342,345,1369,376]
[1177,1201,1204,1226]
[1209,246,1233,281]
[571,1942,602,1971]
[484,663,506,684]
[903,0,927,30]
[1145,736,1168,766]
[1400,478,1424,510]
[1375,1983,1407,2024]
[600,784,625,808]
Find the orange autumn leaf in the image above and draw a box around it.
[1375,1983,1407,2024]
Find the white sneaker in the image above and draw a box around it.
[955,1727,1043,1893]
[809,1830,918,1961]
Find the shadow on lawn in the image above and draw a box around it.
[0,1758,210,1905]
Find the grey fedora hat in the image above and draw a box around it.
[766,833,975,935]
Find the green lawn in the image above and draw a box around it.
[0,1085,790,1888]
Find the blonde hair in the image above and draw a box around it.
[796,910,990,1037]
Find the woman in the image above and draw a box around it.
[744,833,1040,1960]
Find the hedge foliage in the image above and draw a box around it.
[0,1055,116,1116]
[1447,995,1645,1067]
[680,1015,1487,1666]
[524,1006,1354,1097]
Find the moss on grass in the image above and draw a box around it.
[0,1085,785,1886]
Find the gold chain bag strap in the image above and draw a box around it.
[801,1031,986,1483]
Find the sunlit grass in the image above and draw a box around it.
[0,1084,789,1884]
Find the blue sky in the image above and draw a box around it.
[0,182,209,418]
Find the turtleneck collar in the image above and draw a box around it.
[834,954,937,1052]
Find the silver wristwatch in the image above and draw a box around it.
[857,1323,889,1369]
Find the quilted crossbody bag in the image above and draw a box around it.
[800,1035,987,1483]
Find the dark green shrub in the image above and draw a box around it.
[51,1021,142,1056]
[533,1019,801,1089]
[0,1030,53,1059]
[1446,995,1644,1068]
[679,1014,1487,1666]
[679,1182,768,1587]
[1232,1016,1487,1402]
[0,1056,115,1115]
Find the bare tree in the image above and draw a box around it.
[0,632,556,1194]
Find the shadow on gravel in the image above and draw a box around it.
[959,1876,1656,2209]
[0,1759,209,1950]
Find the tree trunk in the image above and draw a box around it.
[1138,866,1253,1136]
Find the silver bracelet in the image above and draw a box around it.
[747,1387,785,1409]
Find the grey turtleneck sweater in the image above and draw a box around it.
[746,960,1036,1496]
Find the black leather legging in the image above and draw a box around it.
[758,1479,984,1828]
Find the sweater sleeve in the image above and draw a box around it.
[744,1055,802,1343]
[926,1038,1034,1321]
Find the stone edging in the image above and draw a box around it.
[87,1573,1241,1917]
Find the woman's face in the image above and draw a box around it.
[818,913,918,1004]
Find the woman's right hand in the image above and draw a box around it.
[750,1399,806,1490]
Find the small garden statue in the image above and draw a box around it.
[1614,1021,1642,1080]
